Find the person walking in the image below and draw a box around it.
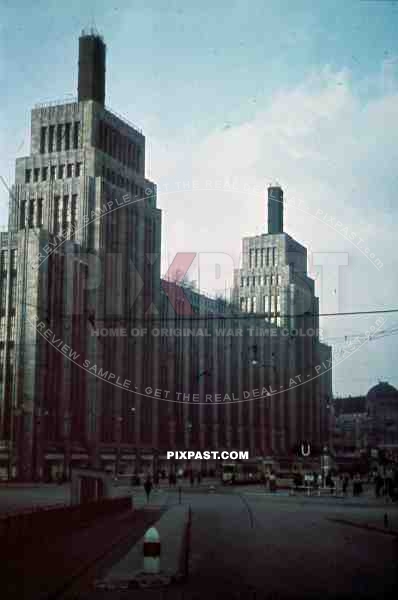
[385,467,394,502]
[375,472,383,498]
[342,474,349,496]
[353,473,361,496]
[144,476,153,504]
[325,472,334,495]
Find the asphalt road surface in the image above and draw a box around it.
[175,492,398,600]
[1,484,397,599]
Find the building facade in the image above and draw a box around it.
[0,32,333,480]
[0,31,161,480]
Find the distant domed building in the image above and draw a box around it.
[366,382,398,448]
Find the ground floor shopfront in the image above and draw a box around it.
[0,442,324,482]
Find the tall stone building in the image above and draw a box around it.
[232,184,332,462]
[0,31,161,480]
[0,32,333,480]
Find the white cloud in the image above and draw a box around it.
[152,61,398,395]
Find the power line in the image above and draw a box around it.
[13,305,398,322]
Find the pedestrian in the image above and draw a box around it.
[342,474,349,495]
[144,476,153,504]
[353,473,361,496]
[269,472,276,493]
[154,471,159,487]
[385,467,394,501]
[190,471,195,486]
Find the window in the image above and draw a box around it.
[36,198,43,228]
[252,297,257,313]
[75,162,81,177]
[71,194,77,239]
[50,166,56,181]
[260,275,264,286]
[48,125,55,152]
[246,277,250,287]
[73,122,80,149]
[58,165,64,179]
[253,276,256,287]
[56,124,63,151]
[34,168,40,182]
[272,247,277,265]
[62,195,69,232]
[277,294,281,313]
[40,127,46,154]
[25,169,31,183]
[265,275,269,286]
[42,167,48,181]
[28,200,34,228]
[261,249,265,267]
[53,196,60,231]
[240,297,246,312]
[247,298,252,313]
[266,248,270,266]
[240,278,244,287]
[249,250,253,269]
[64,123,71,150]
[20,200,26,228]
[66,164,73,178]
[255,249,259,267]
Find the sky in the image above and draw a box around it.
[0,0,397,397]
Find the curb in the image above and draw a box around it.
[327,517,398,537]
[94,505,191,591]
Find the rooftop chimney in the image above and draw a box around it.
[267,184,283,234]
[78,30,106,105]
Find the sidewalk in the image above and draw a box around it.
[0,506,161,600]
[327,508,398,536]
[95,504,190,590]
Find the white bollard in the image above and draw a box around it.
[143,527,161,574]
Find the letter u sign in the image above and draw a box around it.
[301,443,310,457]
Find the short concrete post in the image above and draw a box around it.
[143,527,161,574]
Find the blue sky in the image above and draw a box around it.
[1,0,398,397]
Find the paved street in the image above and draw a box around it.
[172,491,398,599]
[1,484,398,598]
